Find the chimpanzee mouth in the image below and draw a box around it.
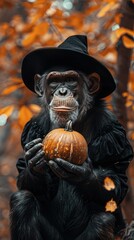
[51,106,77,112]
[49,97,79,113]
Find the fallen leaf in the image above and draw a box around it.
[105,199,117,212]
[104,177,115,191]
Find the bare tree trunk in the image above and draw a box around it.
[112,0,134,224]
[112,0,134,129]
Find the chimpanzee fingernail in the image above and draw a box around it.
[29,160,33,167]
[48,160,53,165]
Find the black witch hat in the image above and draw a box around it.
[21,35,116,98]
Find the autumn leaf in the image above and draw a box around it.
[97,2,118,18]
[68,13,84,28]
[18,106,33,128]
[113,27,134,41]
[0,105,14,117]
[105,199,117,212]
[85,4,100,15]
[125,101,133,108]
[104,177,115,191]
[122,35,134,48]
[29,104,41,113]
[1,22,9,33]
[11,77,22,84]
[22,32,37,47]
[122,92,128,97]
[111,28,134,46]
[33,22,49,36]
[0,105,14,126]
[1,84,23,95]
[22,22,49,47]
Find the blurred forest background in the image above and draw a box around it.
[0,0,133,239]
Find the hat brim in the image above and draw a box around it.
[21,48,116,98]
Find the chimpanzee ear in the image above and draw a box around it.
[88,72,100,95]
[34,74,43,96]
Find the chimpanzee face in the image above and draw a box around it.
[34,67,100,128]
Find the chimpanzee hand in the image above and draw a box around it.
[24,138,47,175]
[47,158,93,184]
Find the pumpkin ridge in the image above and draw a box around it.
[69,136,74,161]
[69,131,77,161]
[72,131,78,148]
[50,131,58,158]
[55,132,65,156]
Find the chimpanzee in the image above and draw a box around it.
[10,35,133,240]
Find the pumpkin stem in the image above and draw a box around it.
[65,120,73,132]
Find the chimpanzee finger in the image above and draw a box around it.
[28,150,45,168]
[29,156,45,169]
[32,157,47,169]
[25,143,43,161]
[87,157,93,169]
[32,158,48,174]
[34,158,47,166]
[48,160,71,179]
[54,158,84,175]
[24,138,42,151]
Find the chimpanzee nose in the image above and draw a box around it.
[59,87,68,96]
[54,87,73,97]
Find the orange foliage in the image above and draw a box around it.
[0,0,133,135]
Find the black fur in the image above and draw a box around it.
[10,71,133,240]
[10,182,115,240]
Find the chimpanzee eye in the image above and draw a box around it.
[68,81,78,88]
[49,82,59,91]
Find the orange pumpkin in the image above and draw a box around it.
[43,120,88,164]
